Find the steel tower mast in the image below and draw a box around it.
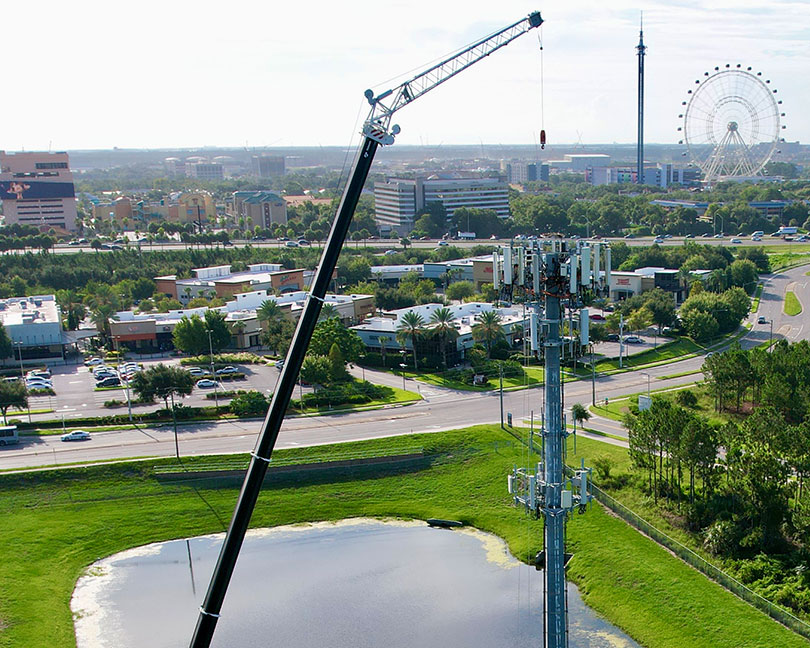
[636,14,646,184]
[502,238,610,648]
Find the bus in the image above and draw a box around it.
[0,425,19,446]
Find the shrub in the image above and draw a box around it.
[675,389,698,408]
[229,391,269,417]
[103,399,125,408]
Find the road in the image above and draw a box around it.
[2,263,808,471]
[26,235,810,256]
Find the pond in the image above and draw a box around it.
[72,519,640,648]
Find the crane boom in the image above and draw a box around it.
[189,12,542,648]
[364,11,543,145]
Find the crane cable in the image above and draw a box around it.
[537,26,546,149]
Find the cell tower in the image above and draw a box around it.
[496,238,611,648]
[636,14,646,184]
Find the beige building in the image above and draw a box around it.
[0,151,78,231]
[228,191,287,229]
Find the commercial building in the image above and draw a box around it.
[351,302,527,365]
[548,154,610,172]
[110,289,373,352]
[587,164,701,188]
[608,266,686,303]
[184,161,224,181]
[0,151,78,231]
[228,191,287,229]
[156,264,306,304]
[374,175,509,235]
[500,161,550,184]
[251,155,285,177]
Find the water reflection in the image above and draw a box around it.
[72,520,639,648]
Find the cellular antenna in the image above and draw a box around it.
[636,12,646,185]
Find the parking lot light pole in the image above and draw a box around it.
[641,371,651,397]
[207,329,218,411]
[769,319,773,351]
[16,342,31,423]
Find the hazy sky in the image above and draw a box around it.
[6,0,809,151]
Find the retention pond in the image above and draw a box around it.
[72,519,640,648]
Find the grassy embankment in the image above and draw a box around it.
[0,426,807,648]
[785,290,803,316]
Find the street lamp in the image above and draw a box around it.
[640,371,651,398]
[15,342,31,423]
[113,336,133,422]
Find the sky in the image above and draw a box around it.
[5,0,810,151]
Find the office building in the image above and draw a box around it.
[251,155,285,177]
[0,151,78,231]
[374,175,509,235]
[228,191,287,229]
[156,264,306,304]
[185,162,224,181]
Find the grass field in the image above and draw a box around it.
[0,426,807,648]
[751,283,763,312]
[785,290,803,316]
[594,337,703,373]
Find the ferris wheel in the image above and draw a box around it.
[678,64,786,185]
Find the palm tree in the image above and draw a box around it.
[429,307,458,369]
[230,320,247,348]
[318,303,339,322]
[257,299,283,324]
[378,335,391,368]
[570,402,591,454]
[396,311,425,371]
[56,290,86,331]
[86,285,119,346]
[472,310,504,358]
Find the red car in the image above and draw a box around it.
[589,313,606,321]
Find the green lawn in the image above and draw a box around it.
[595,337,704,373]
[0,427,807,648]
[769,252,810,271]
[785,290,803,316]
[751,283,763,312]
[291,384,421,414]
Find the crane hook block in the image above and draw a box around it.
[540,129,546,149]
[528,11,544,28]
[364,89,375,105]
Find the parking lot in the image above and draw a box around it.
[22,358,288,421]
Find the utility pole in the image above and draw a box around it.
[619,313,625,369]
[590,345,596,406]
[499,364,504,429]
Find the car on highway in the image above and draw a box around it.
[758,316,768,324]
[196,379,221,389]
[623,233,634,239]
[705,352,715,359]
[61,430,91,442]
[622,335,643,344]
[730,238,742,244]
[284,241,299,248]
[713,234,724,239]
[297,239,311,246]
[701,232,713,238]
[685,233,695,239]
[437,240,449,247]
[383,250,398,256]
[653,237,664,244]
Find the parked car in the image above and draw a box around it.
[215,366,239,375]
[96,377,121,388]
[275,360,285,371]
[94,371,118,381]
[27,370,51,379]
[26,381,53,390]
[606,333,620,342]
[61,430,91,442]
[196,379,221,389]
[589,313,606,321]
[622,335,643,344]
[84,357,104,366]
[758,315,768,324]
[187,367,207,377]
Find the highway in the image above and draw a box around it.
[1,263,808,471]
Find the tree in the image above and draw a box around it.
[229,391,269,417]
[328,342,348,382]
[300,355,332,387]
[571,402,590,435]
[56,290,86,331]
[682,309,719,342]
[130,365,194,458]
[172,315,208,356]
[318,303,340,322]
[257,299,284,324]
[446,281,475,302]
[396,311,426,370]
[0,322,12,360]
[0,380,26,424]
[309,318,364,362]
[429,307,459,369]
[400,237,412,251]
[472,310,504,358]
[86,285,119,345]
[626,306,653,334]
[378,335,391,368]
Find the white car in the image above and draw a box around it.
[284,241,299,248]
[730,238,742,244]
[61,430,91,442]
[84,358,104,366]
[437,240,449,247]
[26,380,53,389]
[187,367,207,377]
[196,379,221,389]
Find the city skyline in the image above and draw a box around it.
[6,0,810,151]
